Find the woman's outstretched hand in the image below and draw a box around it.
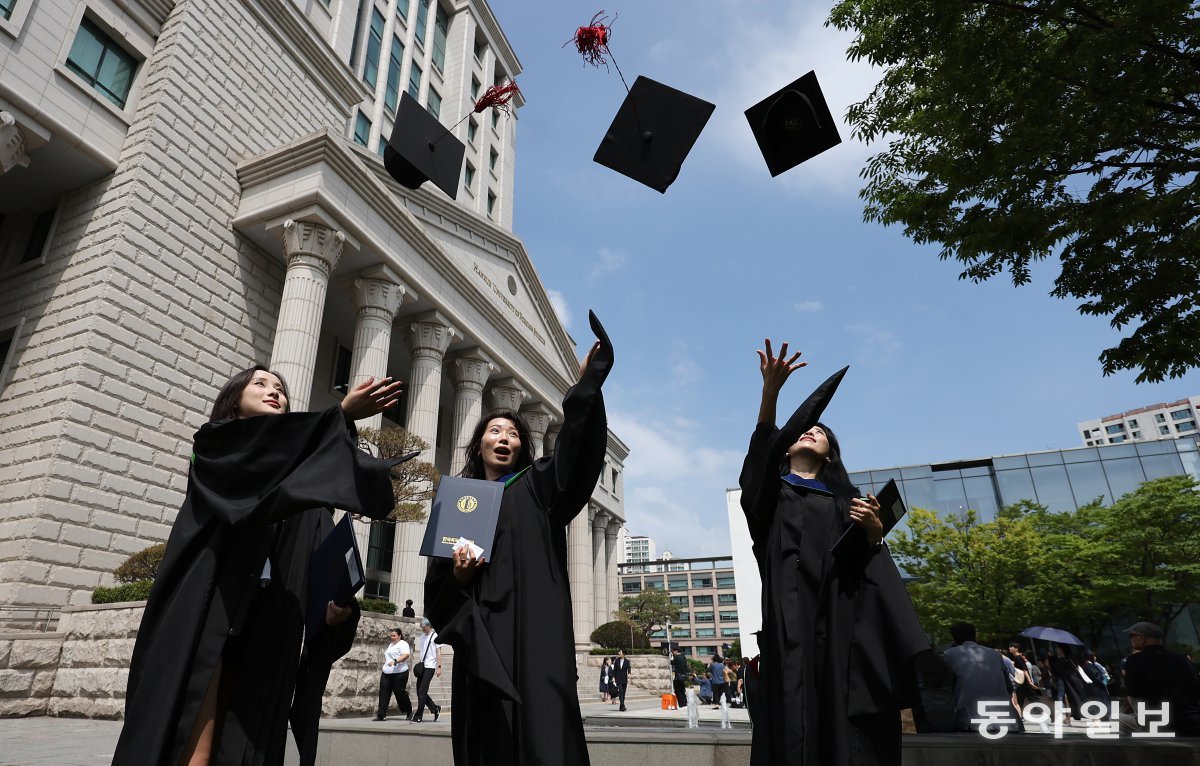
[758,339,806,394]
[578,341,601,381]
[341,377,405,421]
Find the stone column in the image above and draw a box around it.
[488,377,527,412]
[568,503,596,649]
[544,424,561,457]
[592,510,610,628]
[520,403,555,461]
[0,112,30,174]
[605,518,621,620]
[392,314,456,615]
[348,268,407,432]
[449,350,494,476]
[269,220,344,411]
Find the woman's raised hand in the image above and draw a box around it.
[341,377,405,421]
[578,341,601,381]
[757,339,806,394]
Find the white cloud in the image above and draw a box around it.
[547,289,572,328]
[589,248,628,282]
[706,2,883,197]
[608,411,745,557]
[845,321,900,365]
[794,300,825,313]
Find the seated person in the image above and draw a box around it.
[941,622,1022,735]
[698,672,713,705]
[1120,622,1200,736]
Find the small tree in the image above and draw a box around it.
[114,544,166,583]
[616,587,681,644]
[356,427,439,523]
[590,620,649,650]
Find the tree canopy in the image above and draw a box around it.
[891,476,1200,650]
[356,427,438,523]
[616,587,682,642]
[827,0,1200,382]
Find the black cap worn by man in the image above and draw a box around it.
[593,76,715,193]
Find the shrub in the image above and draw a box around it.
[360,597,398,615]
[589,620,649,651]
[114,544,166,583]
[92,580,153,604]
[588,648,663,656]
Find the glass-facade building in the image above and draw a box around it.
[849,435,1200,525]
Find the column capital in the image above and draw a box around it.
[0,112,30,174]
[592,509,609,532]
[351,271,407,318]
[488,377,527,411]
[407,312,458,358]
[453,350,495,390]
[282,219,344,277]
[605,518,621,540]
[520,402,556,438]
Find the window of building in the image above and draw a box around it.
[676,611,689,623]
[1132,431,1141,439]
[719,610,738,622]
[694,611,714,623]
[467,119,478,145]
[489,147,499,172]
[427,87,441,120]
[1160,425,1171,435]
[353,111,370,146]
[716,574,736,588]
[414,0,429,46]
[1,0,14,21]
[486,190,496,218]
[1104,423,1125,434]
[669,595,688,607]
[621,580,640,593]
[66,16,138,108]
[473,37,486,61]
[696,628,716,638]
[692,595,713,607]
[331,344,353,392]
[377,135,387,157]
[366,521,396,572]
[721,627,741,638]
[692,575,712,588]
[1179,421,1198,432]
[668,577,688,591]
[671,628,690,638]
[718,593,737,605]
[407,61,422,100]
[22,208,56,264]
[1128,419,1139,428]
[1156,413,1167,423]
[491,109,499,130]
[470,76,481,100]
[362,9,384,89]
[463,162,475,191]
[1172,409,1192,421]
[696,646,715,657]
[1085,441,1094,446]
[0,323,19,396]
[431,3,449,71]
[384,35,404,114]
[364,578,390,600]
[396,0,409,21]
[643,576,663,589]
[1109,435,1127,443]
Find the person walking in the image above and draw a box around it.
[374,628,413,721]
[611,649,632,711]
[670,647,689,709]
[709,656,727,710]
[410,619,442,723]
[599,657,613,703]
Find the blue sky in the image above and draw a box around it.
[491,1,1200,557]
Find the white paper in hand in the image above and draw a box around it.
[451,537,484,559]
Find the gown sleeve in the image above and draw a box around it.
[527,310,614,527]
[189,406,396,527]
[738,423,781,541]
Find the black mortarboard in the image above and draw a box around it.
[383,92,465,199]
[593,76,715,193]
[744,71,841,177]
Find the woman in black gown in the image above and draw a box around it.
[739,340,929,766]
[425,311,613,766]
[114,365,404,766]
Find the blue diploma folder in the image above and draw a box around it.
[419,476,504,559]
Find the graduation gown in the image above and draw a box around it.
[113,406,396,766]
[739,374,928,766]
[425,315,613,766]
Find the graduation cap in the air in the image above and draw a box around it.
[383,92,466,199]
[593,76,715,193]
[744,71,841,177]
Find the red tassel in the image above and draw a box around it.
[568,11,614,68]
[474,82,521,115]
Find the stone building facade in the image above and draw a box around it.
[0,0,627,652]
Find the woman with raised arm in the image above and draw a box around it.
[740,341,928,766]
[424,311,614,766]
[114,365,405,766]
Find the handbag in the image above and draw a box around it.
[1013,667,1027,686]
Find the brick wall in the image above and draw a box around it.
[0,0,358,610]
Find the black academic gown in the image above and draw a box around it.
[114,406,396,766]
[425,316,613,766]
[739,378,928,766]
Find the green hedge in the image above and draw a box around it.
[589,648,664,656]
[92,580,153,604]
[360,597,398,615]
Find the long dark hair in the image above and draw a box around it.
[209,364,291,422]
[460,409,534,479]
[780,421,859,514]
